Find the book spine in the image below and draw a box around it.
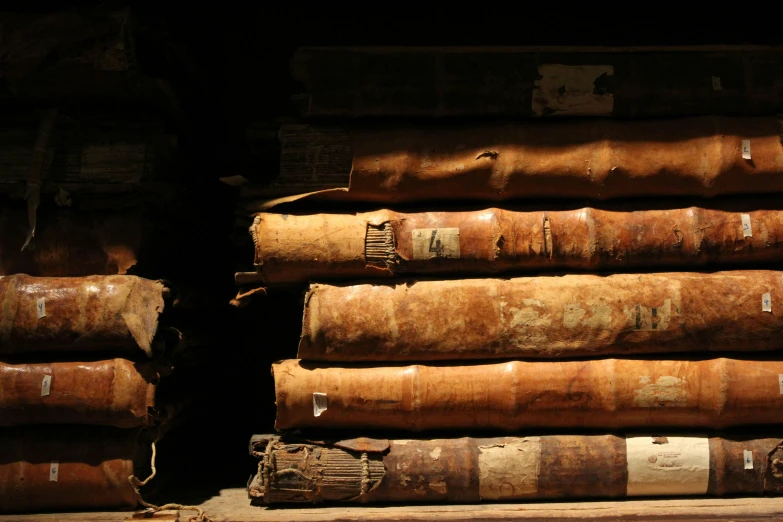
[0,358,159,428]
[299,270,783,361]
[0,275,165,356]
[273,358,783,431]
[252,206,783,285]
[250,434,783,503]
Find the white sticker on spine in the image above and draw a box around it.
[778,374,783,394]
[741,214,752,237]
[763,293,772,313]
[41,375,52,397]
[49,461,59,482]
[313,392,328,417]
[744,450,754,469]
[626,436,709,496]
[36,297,46,318]
[742,140,752,160]
[711,76,722,91]
[411,228,460,260]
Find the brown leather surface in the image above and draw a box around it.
[274,358,783,431]
[349,118,783,202]
[0,275,165,356]
[0,425,144,512]
[0,358,158,428]
[253,434,783,503]
[0,208,142,276]
[252,205,783,285]
[299,270,783,361]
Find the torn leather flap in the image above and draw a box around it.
[0,425,148,513]
[298,270,783,361]
[0,358,164,428]
[273,358,783,432]
[0,274,167,357]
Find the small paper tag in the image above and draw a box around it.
[742,140,751,160]
[744,450,754,470]
[49,461,59,482]
[741,214,752,238]
[412,228,460,260]
[778,374,783,394]
[36,297,46,318]
[763,293,772,313]
[711,76,722,91]
[41,375,52,396]
[313,392,328,417]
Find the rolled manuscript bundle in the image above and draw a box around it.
[273,358,783,431]
[0,426,149,512]
[299,271,783,361]
[0,275,167,357]
[0,358,166,428]
[251,206,783,285]
[249,433,783,504]
[259,117,783,205]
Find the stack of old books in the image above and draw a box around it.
[244,48,783,504]
[0,7,195,514]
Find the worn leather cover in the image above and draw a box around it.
[300,271,783,361]
[251,205,783,285]
[0,274,166,356]
[0,425,146,512]
[261,117,783,206]
[0,208,142,276]
[274,358,783,431]
[250,434,783,503]
[292,48,783,118]
[0,358,160,428]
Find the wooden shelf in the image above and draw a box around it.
[3,488,783,521]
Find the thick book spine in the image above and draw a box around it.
[0,358,160,428]
[0,275,166,356]
[273,358,783,431]
[299,271,783,361]
[252,205,783,285]
[292,48,783,118]
[0,208,143,276]
[0,425,146,512]
[265,118,783,203]
[249,434,783,504]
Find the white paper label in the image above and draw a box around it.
[711,76,722,91]
[626,436,710,496]
[744,450,754,470]
[49,461,59,482]
[412,228,460,260]
[313,392,328,417]
[763,293,772,313]
[778,374,783,395]
[532,64,614,116]
[36,297,46,318]
[41,375,52,397]
[742,139,752,160]
[478,438,541,499]
[740,214,752,237]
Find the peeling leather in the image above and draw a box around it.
[274,358,783,431]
